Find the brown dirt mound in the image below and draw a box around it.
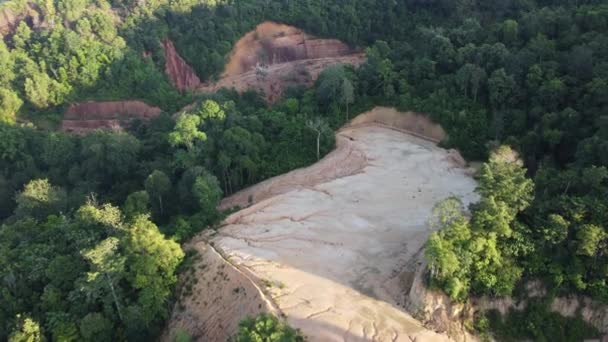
[196,21,364,103]
[197,54,365,104]
[223,21,354,77]
[162,39,201,92]
[62,100,161,134]
[346,107,447,143]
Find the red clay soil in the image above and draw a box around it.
[221,21,354,77]
[63,22,363,132]
[196,54,365,104]
[195,21,365,104]
[62,100,162,134]
[162,39,201,92]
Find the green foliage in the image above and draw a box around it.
[192,171,222,219]
[316,65,356,122]
[426,146,532,300]
[8,315,44,342]
[14,179,67,220]
[122,190,150,219]
[0,201,182,341]
[145,170,171,217]
[124,215,184,325]
[173,328,192,342]
[79,313,113,342]
[487,299,600,341]
[0,89,23,124]
[2,0,608,340]
[235,314,304,342]
[169,113,207,150]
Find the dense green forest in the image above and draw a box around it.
[1,0,608,340]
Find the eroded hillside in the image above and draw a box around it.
[61,21,363,132]
[165,108,478,341]
[197,21,365,103]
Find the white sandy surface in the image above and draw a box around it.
[211,122,478,341]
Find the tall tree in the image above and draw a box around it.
[15,179,67,220]
[169,114,206,151]
[0,89,23,124]
[82,237,126,321]
[144,171,171,216]
[124,216,183,324]
[342,78,355,121]
[192,172,222,220]
[306,117,329,160]
[8,315,44,342]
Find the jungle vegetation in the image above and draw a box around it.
[0,0,607,340]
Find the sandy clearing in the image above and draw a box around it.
[219,128,367,212]
[220,107,462,211]
[166,108,478,341]
[214,126,478,341]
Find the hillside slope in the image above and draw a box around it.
[165,108,478,341]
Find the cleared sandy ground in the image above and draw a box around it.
[166,108,478,341]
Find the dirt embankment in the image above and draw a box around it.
[0,3,43,39]
[162,39,201,92]
[219,132,367,212]
[61,100,161,134]
[166,107,478,341]
[222,21,355,77]
[347,107,447,144]
[197,21,365,103]
[163,240,279,342]
[406,254,608,341]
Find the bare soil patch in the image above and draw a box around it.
[197,21,365,103]
[61,100,161,134]
[163,239,278,342]
[62,21,363,131]
[222,21,355,77]
[162,39,201,92]
[169,108,478,341]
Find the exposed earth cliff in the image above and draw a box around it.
[162,39,201,92]
[62,21,363,132]
[196,21,365,103]
[406,258,608,341]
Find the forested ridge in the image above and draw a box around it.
[0,0,607,340]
